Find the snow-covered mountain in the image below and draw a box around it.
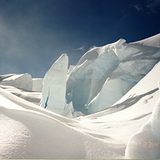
[0,34,160,159]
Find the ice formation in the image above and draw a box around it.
[87,59,158,113]
[40,54,69,115]
[0,73,33,91]
[0,34,160,159]
[32,78,43,92]
[67,34,160,114]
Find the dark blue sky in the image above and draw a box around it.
[0,0,160,77]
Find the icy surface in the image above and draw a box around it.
[0,34,160,159]
[40,54,68,115]
[67,34,160,114]
[87,59,158,113]
[0,73,33,91]
[32,78,43,92]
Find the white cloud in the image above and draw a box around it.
[74,46,84,51]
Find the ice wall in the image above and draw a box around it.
[87,59,158,113]
[66,45,120,114]
[40,54,68,115]
[67,34,160,114]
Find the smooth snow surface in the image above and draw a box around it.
[125,97,160,159]
[124,62,160,159]
[0,34,160,159]
[0,87,122,159]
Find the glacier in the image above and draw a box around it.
[67,34,160,114]
[40,54,69,115]
[38,34,160,115]
[0,33,160,159]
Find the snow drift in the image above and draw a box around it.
[125,96,160,159]
[0,87,122,159]
[0,74,43,92]
[125,63,160,159]
[0,33,160,159]
[0,73,33,91]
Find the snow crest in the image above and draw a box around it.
[125,96,160,159]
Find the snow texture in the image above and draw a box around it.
[0,73,33,91]
[0,87,122,159]
[0,34,160,159]
[124,61,160,159]
[125,96,160,159]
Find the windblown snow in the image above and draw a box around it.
[0,33,160,159]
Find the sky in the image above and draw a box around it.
[0,0,159,78]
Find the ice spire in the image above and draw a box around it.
[40,54,68,115]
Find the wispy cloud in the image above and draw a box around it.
[134,4,142,12]
[134,0,160,14]
[147,0,160,13]
[74,46,84,51]
[0,0,73,77]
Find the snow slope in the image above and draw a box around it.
[1,61,160,159]
[0,73,33,91]
[0,73,43,92]
[0,34,160,159]
[0,86,123,159]
[124,62,160,159]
